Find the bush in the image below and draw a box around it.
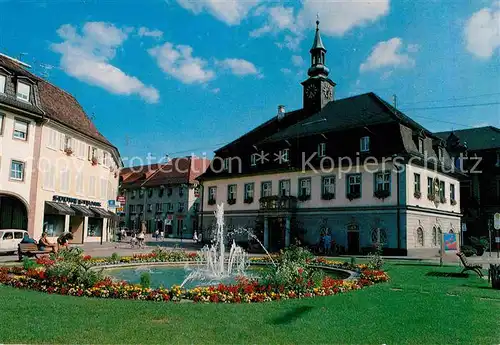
[110,252,120,262]
[367,244,384,270]
[22,257,39,271]
[460,245,477,257]
[140,272,151,289]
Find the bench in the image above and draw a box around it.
[18,243,52,261]
[456,252,483,278]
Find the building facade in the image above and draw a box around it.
[120,157,209,238]
[0,53,121,243]
[198,22,462,256]
[436,126,500,241]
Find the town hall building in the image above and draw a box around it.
[198,21,462,256]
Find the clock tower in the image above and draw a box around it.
[301,20,336,113]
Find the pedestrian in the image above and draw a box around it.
[193,231,198,242]
[137,227,145,248]
[155,229,160,241]
[324,230,332,255]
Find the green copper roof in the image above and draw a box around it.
[310,20,326,52]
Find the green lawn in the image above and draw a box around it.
[0,261,499,344]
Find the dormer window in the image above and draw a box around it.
[418,138,424,154]
[360,136,370,152]
[318,143,326,157]
[250,153,257,166]
[0,75,5,94]
[16,82,30,102]
[281,149,289,162]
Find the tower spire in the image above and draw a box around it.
[308,18,329,78]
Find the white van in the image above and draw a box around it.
[0,229,29,254]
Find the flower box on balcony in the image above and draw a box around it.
[208,199,216,205]
[427,194,436,201]
[374,190,390,200]
[440,196,447,204]
[244,197,254,204]
[450,199,457,206]
[64,147,73,156]
[346,192,361,201]
[414,191,422,199]
[227,198,236,205]
[297,194,311,202]
[91,157,98,166]
[321,193,335,200]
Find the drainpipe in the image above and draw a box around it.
[396,164,401,251]
[200,182,204,240]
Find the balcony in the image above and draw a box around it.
[259,195,297,211]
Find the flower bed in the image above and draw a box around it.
[0,249,389,304]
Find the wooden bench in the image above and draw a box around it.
[456,252,483,278]
[18,243,52,261]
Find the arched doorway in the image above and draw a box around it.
[0,194,28,230]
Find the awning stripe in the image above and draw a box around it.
[90,207,116,219]
[45,201,76,216]
[70,205,95,217]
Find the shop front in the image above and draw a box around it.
[70,205,95,244]
[90,207,118,242]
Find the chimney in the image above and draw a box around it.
[277,105,286,120]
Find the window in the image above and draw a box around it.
[208,187,217,202]
[13,119,28,140]
[147,204,152,212]
[360,136,370,152]
[64,135,73,151]
[42,162,56,190]
[88,146,97,161]
[318,143,326,157]
[75,172,83,195]
[439,180,445,200]
[14,231,23,239]
[60,169,70,193]
[261,181,272,197]
[280,149,289,162]
[179,186,184,197]
[322,176,336,196]
[137,205,144,213]
[16,82,30,102]
[298,178,311,197]
[227,184,237,200]
[244,183,254,200]
[223,158,230,170]
[178,202,185,212]
[279,179,290,196]
[0,113,4,135]
[371,228,387,245]
[496,152,500,167]
[167,203,174,212]
[78,141,86,158]
[129,205,136,213]
[418,138,424,154]
[347,174,362,196]
[10,160,24,181]
[374,171,391,192]
[89,176,96,197]
[427,177,433,196]
[414,173,421,194]
[450,184,455,201]
[0,75,5,93]
[100,178,107,199]
[103,152,108,167]
[416,227,424,247]
[166,187,173,196]
[250,153,257,166]
[47,128,58,149]
[139,189,144,199]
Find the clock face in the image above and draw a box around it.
[323,84,333,99]
[306,84,318,99]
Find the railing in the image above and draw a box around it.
[259,195,297,211]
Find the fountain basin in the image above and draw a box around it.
[105,263,352,289]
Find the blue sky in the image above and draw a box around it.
[0,0,499,165]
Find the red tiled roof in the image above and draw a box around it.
[120,158,210,188]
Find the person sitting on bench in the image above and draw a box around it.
[38,232,58,253]
[21,233,37,244]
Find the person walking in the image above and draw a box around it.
[323,231,332,255]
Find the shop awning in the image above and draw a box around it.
[45,201,75,216]
[90,207,117,219]
[70,205,95,217]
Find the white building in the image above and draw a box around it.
[0,53,121,243]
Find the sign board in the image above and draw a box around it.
[494,213,500,230]
[461,223,467,232]
[117,196,126,204]
[443,233,458,251]
[167,215,173,220]
[108,200,117,208]
[116,206,124,213]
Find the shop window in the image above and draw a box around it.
[43,215,65,237]
[88,218,103,237]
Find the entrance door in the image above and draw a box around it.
[347,232,360,254]
[69,216,84,244]
[268,217,285,251]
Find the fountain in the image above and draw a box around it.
[181,203,248,287]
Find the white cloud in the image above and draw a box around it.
[176,0,261,25]
[276,34,303,51]
[148,42,215,84]
[291,55,305,67]
[280,68,292,75]
[210,87,221,94]
[464,2,500,59]
[52,22,159,103]
[138,27,163,39]
[217,58,261,77]
[360,37,417,72]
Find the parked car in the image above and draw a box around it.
[0,229,29,254]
